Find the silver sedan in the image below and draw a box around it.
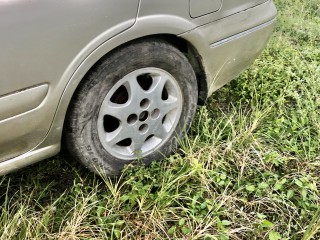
[0,0,277,175]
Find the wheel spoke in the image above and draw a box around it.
[105,124,131,146]
[123,77,146,106]
[100,77,147,119]
[130,133,146,155]
[149,74,167,99]
[147,119,167,139]
[152,124,168,139]
[161,97,180,116]
[100,101,129,120]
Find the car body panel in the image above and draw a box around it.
[0,0,277,175]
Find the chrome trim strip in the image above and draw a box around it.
[210,18,276,48]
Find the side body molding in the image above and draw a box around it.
[0,84,48,121]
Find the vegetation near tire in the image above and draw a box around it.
[64,39,198,176]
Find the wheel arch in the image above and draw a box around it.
[41,34,208,151]
[73,34,208,106]
[156,34,208,105]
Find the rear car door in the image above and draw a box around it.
[0,0,139,162]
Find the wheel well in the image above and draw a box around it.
[75,34,208,106]
[156,35,208,105]
[88,34,208,105]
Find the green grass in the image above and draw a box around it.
[1,0,319,239]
